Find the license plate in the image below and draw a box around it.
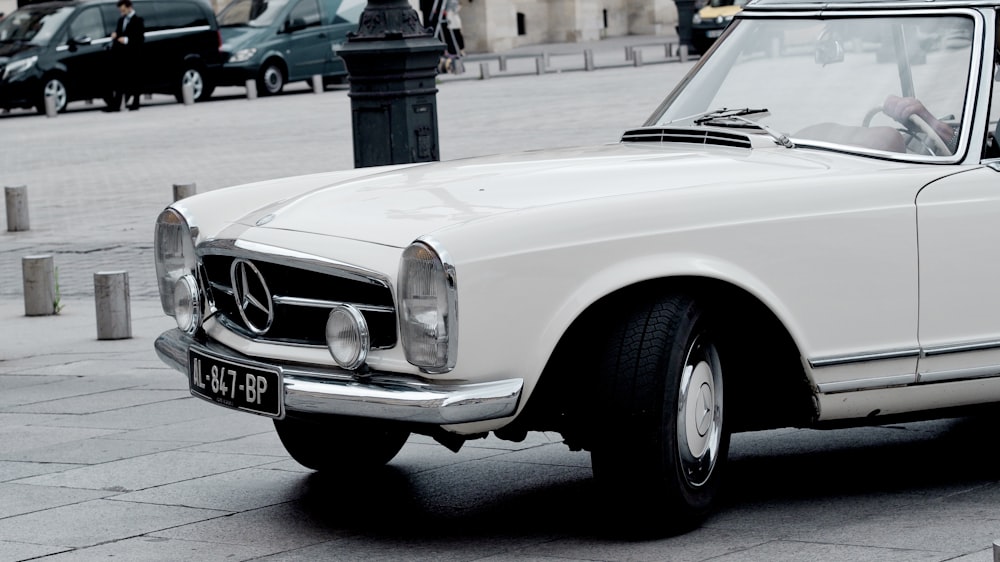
[188,346,283,418]
[706,29,723,38]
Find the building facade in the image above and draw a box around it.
[421,0,678,53]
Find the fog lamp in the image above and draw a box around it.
[173,274,201,334]
[326,304,369,370]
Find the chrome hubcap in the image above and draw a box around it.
[182,70,203,99]
[263,67,282,93]
[676,334,723,488]
[44,80,67,111]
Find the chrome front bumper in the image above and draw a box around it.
[155,329,523,425]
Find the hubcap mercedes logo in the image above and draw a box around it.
[230,259,273,335]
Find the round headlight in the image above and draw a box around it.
[692,13,702,24]
[173,274,201,334]
[326,304,370,370]
[715,15,725,24]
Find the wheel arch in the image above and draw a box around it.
[500,274,816,446]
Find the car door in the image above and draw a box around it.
[56,5,113,101]
[913,18,1000,405]
[914,165,1000,400]
[281,0,325,81]
[320,0,361,76]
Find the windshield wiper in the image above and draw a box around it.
[688,107,794,149]
[691,107,770,124]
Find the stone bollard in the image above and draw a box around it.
[94,271,131,340]
[22,255,56,316]
[499,55,507,72]
[5,185,29,232]
[535,55,545,75]
[633,49,644,67]
[245,79,258,100]
[479,62,491,80]
[181,82,195,105]
[584,49,595,71]
[172,182,197,202]
[625,45,633,61]
[44,95,58,118]
[680,44,690,63]
[311,74,323,94]
[994,540,999,562]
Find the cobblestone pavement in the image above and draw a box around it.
[2,37,1000,562]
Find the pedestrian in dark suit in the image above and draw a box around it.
[105,0,144,112]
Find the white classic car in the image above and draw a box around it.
[154,0,1000,532]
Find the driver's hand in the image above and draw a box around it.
[883,95,930,125]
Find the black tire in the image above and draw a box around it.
[174,66,210,103]
[590,294,729,535]
[257,61,285,96]
[273,415,410,473]
[36,76,68,114]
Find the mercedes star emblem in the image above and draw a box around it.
[230,259,274,335]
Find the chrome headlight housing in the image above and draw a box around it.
[229,48,257,63]
[692,13,702,24]
[154,208,198,317]
[398,239,458,373]
[3,56,38,80]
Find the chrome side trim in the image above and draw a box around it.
[816,374,916,394]
[923,339,1000,356]
[918,365,1000,384]
[145,25,211,39]
[155,328,521,425]
[273,295,394,313]
[809,348,920,368]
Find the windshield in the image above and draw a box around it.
[651,15,976,158]
[0,5,75,45]
[217,0,292,27]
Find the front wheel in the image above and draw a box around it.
[175,66,210,103]
[273,415,410,473]
[257,62,285,96]
[590,294,729,534]
[36,77,68,114]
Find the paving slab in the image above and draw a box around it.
[0,436,190,464]
[0,499,225,548]
[26,536,270,562]
[0,483,111,519]
[14,449,282,493]
[0,541,71,562]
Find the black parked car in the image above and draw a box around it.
[0,0,222,113]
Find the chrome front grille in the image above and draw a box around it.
[200,253,397,349]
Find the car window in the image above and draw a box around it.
[332,0,363,24]
[218,0,291,28]
[68,7,108,40]
[287,0,320,29]
[0,5,74,45]
[156,1,209,29]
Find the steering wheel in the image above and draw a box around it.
[863,105,951,155]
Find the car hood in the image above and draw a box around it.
[235,141,894,248]
[0,42,41,60]
[219,25,265,53]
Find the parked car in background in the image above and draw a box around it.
[0,0,221,113]
[215,0,362,95]
[154,0,1000,534]
[691,0,747,54]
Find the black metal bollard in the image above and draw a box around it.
[337,0,446,168]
